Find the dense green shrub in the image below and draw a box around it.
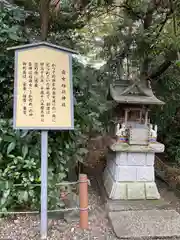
[0,61,108,213]
[0,4,109,213]
[0,56,110,212]
[151,66,180,163]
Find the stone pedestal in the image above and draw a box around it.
[103,143,164,200]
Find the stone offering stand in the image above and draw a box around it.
[104,143,164,200]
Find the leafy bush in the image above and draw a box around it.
[151,66,180,163]
[0,2,109,213]
[0,59,108,213]
[0,54,108,213]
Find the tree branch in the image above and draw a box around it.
[150,10,173,51]
[123,1,142,20]
[148,60,172,80]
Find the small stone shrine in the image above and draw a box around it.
[103,78,165,200]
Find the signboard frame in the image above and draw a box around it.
[8,42,76,130]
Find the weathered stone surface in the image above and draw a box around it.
[127,182,145,199]
[146,153,154,166]
[107,154,155,182]
[145,182,160,199]
[107,159,137,182]
[110,142,164,153]
[104,169,127,199]
[136,166,155,182]
[114,166,136,181]
[116,152,128,165]
[103,169,160,200]
[127,152,146,166]
[104,148,161,199]
[106,199,171,212]
[114,183,127,200]
[109,210,180,239]
[114,152,155,166]
[103,168,115,198]
[136,166,154,181]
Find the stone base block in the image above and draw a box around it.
[107,159,155,182]
[103,169,160,200]
[107,151,155,166]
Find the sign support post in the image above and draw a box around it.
[41,130,48,239]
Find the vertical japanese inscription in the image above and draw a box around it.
[22,62,27,115]
[34,62,39,88]
[46,63,51,115]
[28,62,33,117]
[61,70,66,107]
[21,61,57,123]
[40,63,45,122]
[52,63,56,122]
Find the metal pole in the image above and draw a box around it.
[41,130,48,239]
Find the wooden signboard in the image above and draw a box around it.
[9,42,76,130]
[8,42,77,239]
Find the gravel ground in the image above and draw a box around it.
[1,177,180,240]
[0,177,117,240]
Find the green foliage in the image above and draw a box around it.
[0,4,28,118]
[0,56,108,212]
[74,0,180,168]
[0,119,41,212]
[151,66,180,163]
[2,0,180,214]
[0,1,109,213]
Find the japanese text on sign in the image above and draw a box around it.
[14,46,73,129]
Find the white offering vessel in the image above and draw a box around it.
[116,123,126,137]
[150,124,157,139]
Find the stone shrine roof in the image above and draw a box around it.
[108,79,164,105]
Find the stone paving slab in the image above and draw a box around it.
[109,209,180,239]
[106,199,171,212]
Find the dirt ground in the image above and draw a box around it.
[1,176,180,240]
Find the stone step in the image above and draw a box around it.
[108,209,180,239]
[106,199,172,212]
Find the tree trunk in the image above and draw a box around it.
[40,0,50,41]
[140,5,154,85]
